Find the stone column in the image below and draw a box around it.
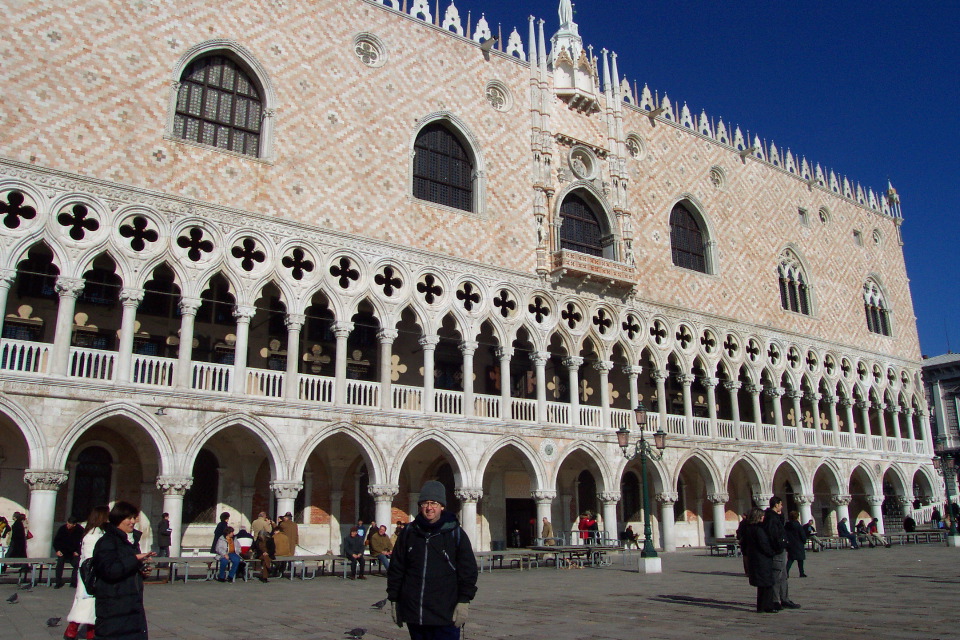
[329,489,344,553]
[918,409,933,456]
[858,400,871,437]
[460,341,478,417]
[284,313,305,400]
[377,329,398,411]
[903,408,916,453]
[598,491,621,543]
[532,490,556,542]
[51,277,84,376]
[808,392,822,432]
[867,496,885,535]
[725,381,742,435]
[795,494,815,526]
[0,268,16,338]
[653,370,668,431]
[624,365,643,410]
[24,470,68,557]
[788,389,803,428]
[747,383,763,428]
[657,492,677,552]
[766,386,785,441]
[708,493,729,539]
[533,350,549,423]
[841,397,856,443]
[419,335,440,413]
[333,321,354,405]
[825,393,840,443]
[369,484,399,531]
[156,476,193,557]
[497,346,513,421]
[876,403,890,451]
[564,356,583,427]
[176,297,202,389]
[888,405,902,452]
[115,287,144,384]
[595,360,612,430]
[240,486,256,527]
[271,481,303,523]
[231,304,256,396]
[831,494,852,536]
[702,376,718,437]
[455,487,483,545]
[679,374,695,434]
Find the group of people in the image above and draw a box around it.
[736,496,803,614]
[344,518,404,579]
[0,512,29,575]
[836,516,891,549]
[211,509,300,582]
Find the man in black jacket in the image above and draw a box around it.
[53,516,84,588]
[387,481,478,640]
[763,496,800,610]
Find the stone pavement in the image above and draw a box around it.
[1,545,956,640]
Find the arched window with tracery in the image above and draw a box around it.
[777,250,811,315]
[669,203,707,273]
[413,123,474,212]
[70,446,112,520]
[174,55,263,157]
[864,279,891,336]
[559,193,603,257]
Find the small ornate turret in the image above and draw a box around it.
[550,0,600,113]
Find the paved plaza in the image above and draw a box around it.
[1,545,955,640]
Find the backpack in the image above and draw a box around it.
[79,557,97,595]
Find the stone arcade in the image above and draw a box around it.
[0,0,938,558]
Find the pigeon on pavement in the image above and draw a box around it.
[371,598,387,609]
[6,593,18,604]
[345,628,366,639]
[46,617,61,627]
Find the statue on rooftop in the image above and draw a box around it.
[559,0,574,27]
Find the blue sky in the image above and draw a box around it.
[464,0,960,357]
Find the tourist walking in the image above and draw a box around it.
[387,480,478,639]
[783,511,807,577]
[739,507,777,613]
[63,505,109,640]
[92,501,154,639]
[763,496,799,609]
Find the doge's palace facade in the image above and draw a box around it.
[0,0,937,556]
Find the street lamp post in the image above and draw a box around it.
[617,402,667,559]
[932,436,960,538]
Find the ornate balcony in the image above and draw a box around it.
[550,250,637,295]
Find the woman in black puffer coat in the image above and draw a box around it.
[92,502,155,639]
[739,507,777,613]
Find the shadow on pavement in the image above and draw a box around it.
[679,570,746,578]
[651,594,751,612]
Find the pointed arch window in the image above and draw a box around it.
[778,250,811,315]
[174,55,263,157]
[413,123,474,212]
[559,193,603,257]
[864,279,891,336]
[670,203,707,273]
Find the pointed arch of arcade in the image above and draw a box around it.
[724,452,767,494]
[0,393,49,469]
[51,402,176,474]
[849,463,880,496]
[811,458,844,494]
[550,440,616,492]
[387,429,471,487]
[613,453,670,494]
[183,412,288,479]
[771,455,811,495]
[293,421,388,484]
[476,435,548,491]
[881,463,909,497]
[672,449,723,494]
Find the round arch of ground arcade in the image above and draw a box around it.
[0,397,940,557]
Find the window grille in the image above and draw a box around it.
[669,203,707,272]
[559,194,602,257]
[413,123,474,212]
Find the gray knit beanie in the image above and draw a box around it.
[418,480,447,507]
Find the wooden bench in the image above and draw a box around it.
[0,557,57,587]
[706,537,740,556]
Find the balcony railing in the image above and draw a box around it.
[0,338,931,456]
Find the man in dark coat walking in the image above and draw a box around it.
[387,480,478,640]
[763,496,800,609]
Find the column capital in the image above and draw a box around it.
[623,365,643,376]
[418,334,441,349]
[530,490,557,503]
[651,369,668,383]
[707,493,729,504]
[822,393,836,405]
[178,296,202,315]
[270,481,303,500]
[531,350,550,366]
[0,267,16,286]
[459,340,479,356]
[764,386,784,398]
[454,487,484,502]
[156,475,194,496]
[332,321,355,337]
[55,276,85,298]
[855,400,870,410]
[367,483,400,500]
[23,469,68,491]
[233,304,256,321]
[120,287,145,305]
[597,491,621,504]
[593,360,613,374]
[678,373,695,386]
[656,492,678,505]
[563,356,584,370]
[377,328,399,343]
[744,383,762,395]
[793,494,815,505]
[285,313,306,330]
[804,392,821,403]
[701,376,719,389]
[723,380,742,392]
[786,389,804,400]
[839,397,855,408]
[887,404,901,414]
[865,495,884,506]
[495,346,514,360]
[753,494,773,508]
[830,494,852,507]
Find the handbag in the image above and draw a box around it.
[25,530,33,540]
[79,558,97,594]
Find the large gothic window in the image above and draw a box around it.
[669,203,707,273]
[864,279,891,336]
[413,123,474,212]
[174,55,263,157]
[559,193,603,257]
[777,250,811,315]
[70,446,112,520]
